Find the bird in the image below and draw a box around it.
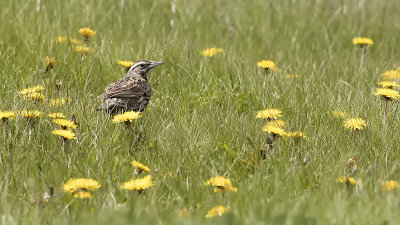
[97,59,163,114]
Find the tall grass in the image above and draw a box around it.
[1,0,400,224]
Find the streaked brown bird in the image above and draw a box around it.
[97,60,163,114]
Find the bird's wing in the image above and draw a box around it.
[104,77,151,98]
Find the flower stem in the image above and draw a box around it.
[62,138,70,167]
[83,36,89,46]
[360,47,365,69]
[62,138,68,155]
[2,120,7,148]
[383,99,388,129]
[28,127,32,142]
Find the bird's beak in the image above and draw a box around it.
[149,61,164,69]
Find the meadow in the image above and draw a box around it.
[1,0,400,224]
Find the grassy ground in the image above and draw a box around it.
[1,0,400,224]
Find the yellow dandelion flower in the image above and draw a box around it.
[336,176,356,185]
[266,120,286,128]
[73,191,93,199]
[51,129,77,140]
[18,86,45,95]
[352,37,374,46]
[255,108,283,120]
[50,97,71,107]
[63,178,101,193]
[257,60,278,72]
[287,74,300,78]
[112,114,125,123]
[382,70,399,80]
[343,118,366,131]
[347,157,357,163]
[45,56,56,71]
[131,161,151,172]
[48,113,66,119]
[332,110,347,118]
[69,37,81,44]
[112,111,142,123]
[287,131,306,139]
[374,88,400,100]
[377,81,399,89]
[205,206,230,218]
[19,110,42,119]
[53,119,77,129]
[381,180,398,192]
[56,36,67,43]
[117,61,135,68]
[120,175,154,191]
[0,111,16,120]
[200,48,223,57]
[204,176,238,192]
[79,27,96,38]
[22,92,46,101]
[75,46,91,54]
[262,125,286,137]
[121,111,141,122]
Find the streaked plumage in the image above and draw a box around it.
[97,59,163,114]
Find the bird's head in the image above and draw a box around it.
[128,60,163,79]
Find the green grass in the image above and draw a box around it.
[1,0,400,224]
